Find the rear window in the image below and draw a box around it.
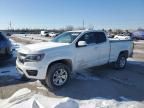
[94,32,106,44]
[78,32,106,44]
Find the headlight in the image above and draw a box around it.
[25,54,45,62]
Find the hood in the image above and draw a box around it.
[18,42,70,53]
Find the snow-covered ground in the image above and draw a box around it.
[0,58,144,108]
[0,36,144,108]
[0,88,143,108]
[133,50,144,54]
[12,34,50,42]
[128,58,144,67]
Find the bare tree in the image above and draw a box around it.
[65,25,74,31]
[108,29,112,34]
[115,29,123,34]
[88,24,94,30]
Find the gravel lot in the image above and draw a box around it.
[0,34,144,103]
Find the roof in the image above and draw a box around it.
[67,30,105,33]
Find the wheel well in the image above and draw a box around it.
[48,59,72,72]
[119,50,128,58]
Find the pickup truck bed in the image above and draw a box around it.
[109,38,133,62]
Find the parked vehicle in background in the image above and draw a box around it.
[40,31,57,37]
[40,31,49,37]
[132,30,144,40]
[0,32,12,60]
[6,33,11,36]
[114,34,131,40]
[48,32,57,37]
[16,30,133,90]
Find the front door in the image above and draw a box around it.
[75,32,100,69]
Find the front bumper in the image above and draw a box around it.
[16,59,47,80]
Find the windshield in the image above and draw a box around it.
[51,32,81,43]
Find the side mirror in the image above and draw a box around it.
[78,41,87,47]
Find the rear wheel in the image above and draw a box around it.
[45,63,71,90]
[113,54,127,69]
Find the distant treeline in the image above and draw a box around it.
[0,29,66,34]
[0,27,144,35]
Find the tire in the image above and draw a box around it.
[113,54,127,69]
[45,63,71,90]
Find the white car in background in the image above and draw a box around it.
[40,31,49,37]
[114,34,131,40]
[48,32,57,37]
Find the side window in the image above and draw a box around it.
[94,32,106,44]
[78,32,96,44]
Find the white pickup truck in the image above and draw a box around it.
[16,30,133,90]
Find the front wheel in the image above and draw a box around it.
[45,63,71,90]
[113,54,127,69]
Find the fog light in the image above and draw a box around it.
[26,70,38,76]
